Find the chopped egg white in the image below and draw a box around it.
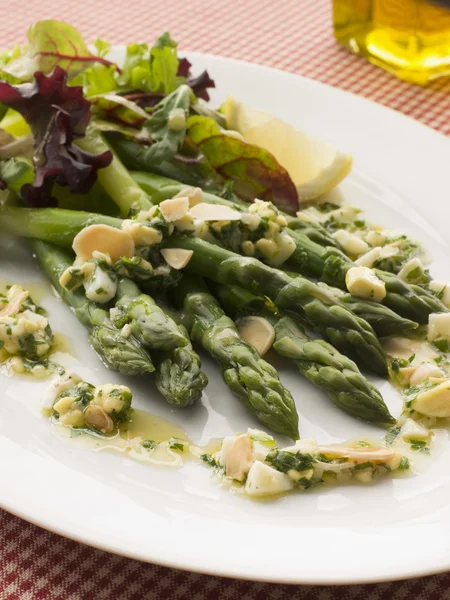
[332,230,369,257]
[356,243,399,268]
[428,313,450,342]
[84,266,117,304]
[345,266,386,302]
[244,461,294,496]
[429,280,450,308]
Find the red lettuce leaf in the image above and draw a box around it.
[0,66,112,206]
[186,116,298,213]
[177,57,215,101]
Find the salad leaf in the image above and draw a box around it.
[0,67,112,206]
[116,34,181,96]
[89,92,149,127]
[144,84,191,163]
[0,158,34,193]
[176,57,215,101]
[149,33,180,95]
[186,116,298,212]
[3,20,119,81]
[110,85,191,168]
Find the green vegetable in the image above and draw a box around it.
[113,279,207,407]
[186,115,298,214]
[215,284,395,425]
[137,85,191,165]
[0,158,33,193]
[113,278,187,351]
[0,205,387,376]
[155,325,208,408]
[177,275,299,439]
[130,170,339,247]
[167,236,388,376]
[76,132,151,215]
[2,20,119,81]
[322,254,445,325]
[32,240,154,375]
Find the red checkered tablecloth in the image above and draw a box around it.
[2,1,450,598]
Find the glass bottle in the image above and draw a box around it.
[333,0,450,84]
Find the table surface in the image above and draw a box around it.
[2,1,450,598]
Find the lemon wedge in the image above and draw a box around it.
[224,96,352,203]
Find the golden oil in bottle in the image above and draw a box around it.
[333,0,450,84]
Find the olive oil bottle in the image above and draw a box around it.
[333,0,450,84]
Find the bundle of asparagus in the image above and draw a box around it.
[0,65,421,441]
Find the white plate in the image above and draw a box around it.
[2,50,450,586]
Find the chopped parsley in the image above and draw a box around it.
[266,449,314,473]
[168,438,185,451]
[385,426,401,446]
[200,453,222,469]
[410,440,430,454]
[142,440,157,450]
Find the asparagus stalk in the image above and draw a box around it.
[165,235,387,376]
[176,275,300,439]
[31,241,154,375]
[155,324,208,408]
[0,207,387,376]
[214,284,395,425]
[128,171,445,323]
[130,170,339,247]
[283,276,417,337]
[112,278,208,407]
[112,278,188,351]
[76,132,151,215]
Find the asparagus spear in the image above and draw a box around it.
[33,240,207,405]
[112,278,188,351]
[283,276,417,337]
[112,278,208,407]
[164,235,388,376]
[155,324,208,408]
[127,171,445,323]
[0,207,387,375]
[176,275,300,439]
[130,170,339,247]
[214,284,395,425]
[31,240,155,375]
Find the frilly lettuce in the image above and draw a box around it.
[0,67,112,206]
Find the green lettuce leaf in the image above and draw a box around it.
[186,116,298,212]
[2,20,119,81]
[0,158,34,193]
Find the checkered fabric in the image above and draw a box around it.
[2,0,450,597]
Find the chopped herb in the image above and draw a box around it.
[142,440,157,450]
[95,287,107,295]
[385,426,401,445]
[399,457,410,470]
[200,453,222,469]
[0,340,4,350]
[354,219,366,228]
[356,441,370,447]
[299,477,314,489]
[352,461,374,471]
[433,339,450,353]
[266,449,314,473]
[410,440,430,454]
[168,438,185,451]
